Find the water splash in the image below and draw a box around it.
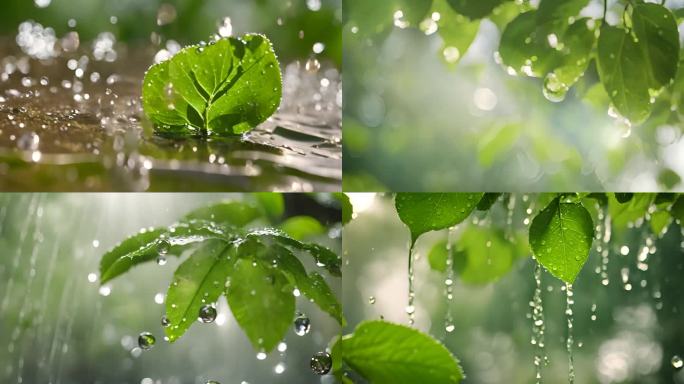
[444,226,456,334]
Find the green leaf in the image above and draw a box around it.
[280,216,325,240]
[447,0,507,19]
[395,193,483,245]
[477,124,521,166]
[99,228,167,284]
[529,198,594,283]
[398,0,433,25]
[477,193,502,211]
[334,192,353,225]
[609,193,655,229]
[499,11,559,77]
[615,193,634,203]
[165,239,234,342]
[344,0,396,37]
[254,193,285,220]
[670,195,684,223]
[142,34,282,136]
[550,18,596,87]
[427,239,449,273]
[536,0,589,27]
[453,226,515,284]
[183,201,261,227]
[650,210,672,237]
[226,258,294,352]
[631,3,680,89]
[274,245,343,324]
[597,4,679,124]
[341,321,464,383]
[245,229,341,276]
[433,0,480,67]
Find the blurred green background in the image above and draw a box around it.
[0,193,341,384]
[343,1,684,191]
[3,0,341,66]
[343,194,684,383]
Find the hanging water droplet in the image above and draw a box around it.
[542,73,568,103]
[217,17,233,37]
[672,355,683,369]
[256,352,267,360]
[138,332,155,350]
[161,316,170,327]
[294,313,311,336]
[368,296,376,304]
[310,352,332,375]
[198,305,217,323]
[157,240,170,256]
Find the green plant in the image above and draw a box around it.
[337,192,684,383]
[142,34,282,137]
[346,0,682,126]
[99,194,341,355]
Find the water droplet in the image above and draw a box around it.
[442,46,460,64]
[161,316,170,327]
[310,352,332,375]
[294,313,310,336]
[274,362,286,374]
[206,381,220,384]
[368,296,376,304]
[138,332,155,350]
[198,305,217,323]
[542,73,568,103]
[157,3,177,26]
[305,58,320,73]
[217,17,233,37]
[256,352,267,360]
[673,355,683,369]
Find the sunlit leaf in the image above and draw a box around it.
[99,228,167,284]
[280,216,325,240]
[529,198,594,283]
[142,34,282,136]
[446,0,508,19]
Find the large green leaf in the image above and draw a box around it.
[529,198,594,283]
[142,34,281,136]
[182,201,261,227]
[226,258,295,352]
[164,239,234,342]
[536,0,590,27]
[274,245,343,324]
[395,193,483,245]
[597,4,679,124]
[446,0,507,19]
[341,321,464,383]
[99,228,167,284]
[433,0,480,67]
[550,18,596,87]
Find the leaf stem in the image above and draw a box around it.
[603,0,608,22]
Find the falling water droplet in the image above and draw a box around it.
[198,305,217,323]
[138,332,155,350]
[672,355,683,369]
[294,313,311,336]
[256,352,267,360]
[565,283,575,384]
[206,381,220,384]
[310,352,332,375]
[407,244,416,326]
[531,261,546,384]
[161,316,170,327]
[368,296,376,304]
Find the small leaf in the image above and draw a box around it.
[476,193,502,211]
[395,193,483,245]
[341,321,464,383]
[245,229,341,276]
[536,0,589,27]
[529,198,594,283]
[274,245,343,324]
[447,0,507,19]
[280,216,325,240]
[427,239,449,273]
[609,193,655,229]
[165,239,234,342]
[433,0,480,67]
[333,192,353,225]
[499,11,560,77]
[398,0,434,25]
[183,201,261,227]
[142,34,282,136]
[669,195,684,223]
[99,228,167,284]
[254,193,285,220]
[650,210,672,237]
[453,226,515,284]
[226,258,294,352]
